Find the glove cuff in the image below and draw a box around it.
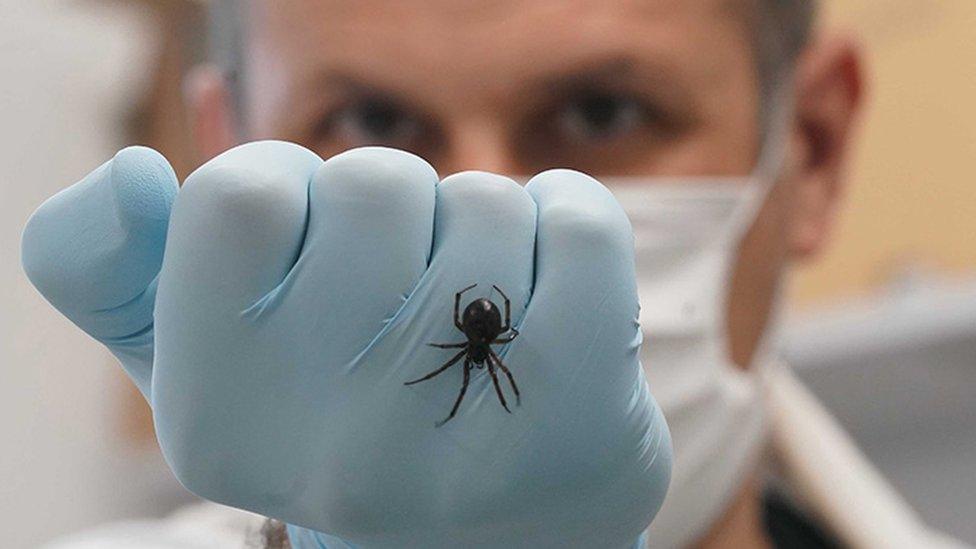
[283,524,648,548]
[285,524,357,549]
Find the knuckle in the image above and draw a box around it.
[542,199,631,252]
[316,146,438,204]
[179,140,319,221]
[180,165,305,225]
[525,168,595,196]
[439,171,535,219]
[530,169,632,252]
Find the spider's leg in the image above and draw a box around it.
[487,358,512,414]
[492,327,519,344]
[489,349,520,406]
[404,349,467,385]
[492,284,511,331]
[427,341,468,349]
[454,284,478,331]
[435,358,471,427]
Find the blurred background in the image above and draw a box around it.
[1,1,973,548]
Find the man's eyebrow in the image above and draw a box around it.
[531,55,688,96]
[298,68,435,115]
[536,56,639,88]
[306,69,394,95]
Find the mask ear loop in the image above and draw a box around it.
[724,73,798,243]
[718,73,799,379]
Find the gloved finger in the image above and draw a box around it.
[283,147,437,366]
[156,141,322,318]
[154,141,321,400]
[153,141,328,503]
[21,146,177,394]
[519,169,642,398]
[510,170,668,546]
[398,172,536,420]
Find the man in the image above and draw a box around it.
[192,2,859,546]
[27,1,963,548]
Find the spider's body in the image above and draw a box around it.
[404,284,521,426]
[461,298,502,364]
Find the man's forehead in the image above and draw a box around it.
[279,0,745,17]
[249,0,752,80]
[251,0,748,40]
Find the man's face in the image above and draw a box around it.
[246,0,762,178]
[211,0,857,369]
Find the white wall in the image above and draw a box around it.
[0,3,187,547]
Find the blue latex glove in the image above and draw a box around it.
[22,141,671,548]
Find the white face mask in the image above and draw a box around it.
[601,90,792,548]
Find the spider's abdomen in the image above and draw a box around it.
[462,298,502,342]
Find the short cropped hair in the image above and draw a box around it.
[755,0,816,103]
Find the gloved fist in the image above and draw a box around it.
[22,141,671,549]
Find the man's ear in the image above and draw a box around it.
[788,33,866,259]
[185,64,240,165]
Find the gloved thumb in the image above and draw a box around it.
[22,146,178,394]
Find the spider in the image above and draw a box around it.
[404,283,521,427]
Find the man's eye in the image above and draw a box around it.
[516,90,687,174]
[330,98,425,146]
[554,92,650,143]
